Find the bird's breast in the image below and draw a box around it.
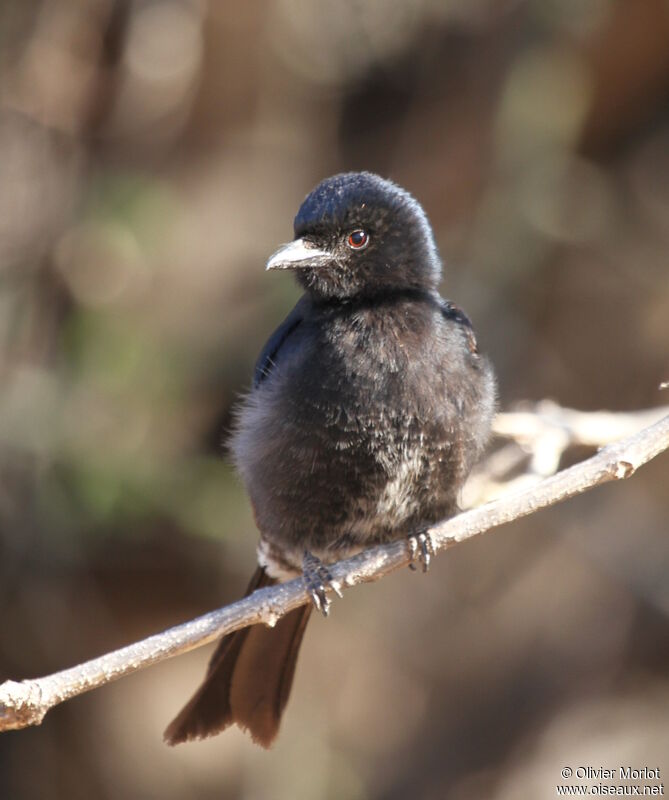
[231,299,479,558]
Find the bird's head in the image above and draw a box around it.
[266,172,442,301]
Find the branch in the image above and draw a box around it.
[463,402,669,507]
[2,407,668,734]
[493,401,669,455]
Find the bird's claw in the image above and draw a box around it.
[407,529,435,573]
[302,551,342,617]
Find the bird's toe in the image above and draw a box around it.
[407,528,435,573]
[302,551,342,617]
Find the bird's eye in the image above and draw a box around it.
[347,229,369,250]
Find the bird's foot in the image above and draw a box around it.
[407,527,435,573]
[302,551,343,617]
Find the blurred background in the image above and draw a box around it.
[1,1,668,798]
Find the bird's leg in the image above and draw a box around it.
[407,526,435,573]
[302,551,343,617]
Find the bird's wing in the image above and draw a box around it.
[439,299,479,356]
[252,297,307,389]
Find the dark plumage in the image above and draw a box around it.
[165,171,496,748]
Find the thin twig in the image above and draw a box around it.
[1,408,668,734]
[463,403,669,507]
[493,401,669,449]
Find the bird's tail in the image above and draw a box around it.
[164,567,312,748]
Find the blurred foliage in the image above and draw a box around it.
[0,1,668,799]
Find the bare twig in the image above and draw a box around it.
[1,407,668,734]
[463,403,669,507]
[493,401,669,450]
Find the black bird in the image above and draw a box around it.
[164,171,496,748]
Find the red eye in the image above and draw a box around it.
[347,229,369,249]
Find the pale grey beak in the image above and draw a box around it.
[266,238,332,271]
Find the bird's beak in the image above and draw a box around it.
[266,238,332,271]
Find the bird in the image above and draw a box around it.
[164,171,496,748]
